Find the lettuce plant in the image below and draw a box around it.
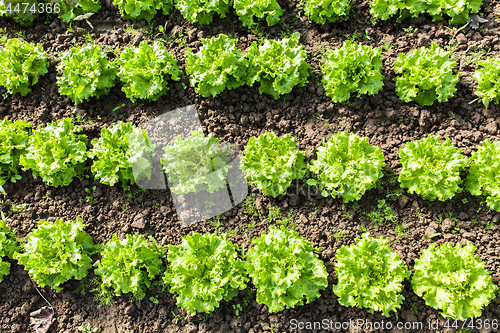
[473,56,500,109]
[246,32,309,99]
[320,40,384,103]
[164,232,248,315]
[308,131,385,202]
[20,118,88,187]
[0,119,31,185]
[333,233,410,317]
[94,234,165,300]
[465,139,500,212]
[398,134,468,201]
[114,0,173,22]
[412,242,498,320]
[301,0,351,24]
[175,0,231,24]
[90,121,156,190]
[369,0,425,22]
[0,0,41,26]
[394,42,460,107]
[185,34,249,98]
[14,218,96,291]
[161,130,232,195]
[57,0,101,23]
[57,44,117,105]
[233,0,284,27]
[245,226,328,313]
[117,41,183,103]
[0,221,19,284]
[242,131,307,197]
[0,38,49,96]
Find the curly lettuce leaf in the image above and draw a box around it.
[412,242,498,320]
[0,119,31,185]
[394,42,459,107]
[233,0,284,27]
[333,233,410,317]
[245,226,328,313]
[0,221,19,284]
[398,134,468,201]
[114,0,173,21]
[302,0,351,24]
[175,0,231,24]
[473,56,500,110]
[14,218,96,291]
[308,131,385,202]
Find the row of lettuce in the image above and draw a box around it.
[1,35,500,108]
[2,117,500,211]
[0,218,498,320]
[0,0,482,27]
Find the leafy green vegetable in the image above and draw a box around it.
[58,0,101,23]
[114,0,173,22]
[333,233,410,317]
[94,234,165,300]
[301,0,351,24]
[394,42,459,107]
[161,130,232,195]
[164,232,248,315]
[320,40,384,103]
[57,44,117,105]
[0,119,31,185]
[233,0,284,27]
[0,38,49,96]
[185,34,249,98]
[90,121,156,190]
[412,242,498,320]
[20,118,88,187]
[175,0,231,24]
[14,218,96,291]
[242,131,307,197]
[0,221,19,284]
[465,138,500,212]
[246,32,309,99]
[0,0,41,26]
[308,131,385,202]
[473,56,500,109]
[369,0,481,24]
[398,134,468,201]
[117,40,183,102]
[245,226,328,313]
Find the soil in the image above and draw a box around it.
[1,0,500,332]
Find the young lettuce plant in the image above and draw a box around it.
[163,232,248,315]
[20,118,88,187]
[0,38,49,96]
[320,40,384,103]
[114,0,173,22]
[57,44,117,105]
[472,56,500,109]
[246,32,310,99]
[465,138,500,212]
[161,130,232,195]
[90,121,156,190]
[14,218,96,291]
[333,233,410,317]
[0,221,19,284]
[233,0,284,27]
[117,40,183,103]
[185,34,249,98]
[0,119,31,185]
[242,131,307,197]
[412,242,498,320]
[301,0,351,24]
[245,226,328,313]
[394,42,460,107]
[398,134,468,201]
[175,0,231,24]
[308,131,385,203]
[94,234,165,301]
[369,0,424,22]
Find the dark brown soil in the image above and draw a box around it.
[1,0,500,332]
